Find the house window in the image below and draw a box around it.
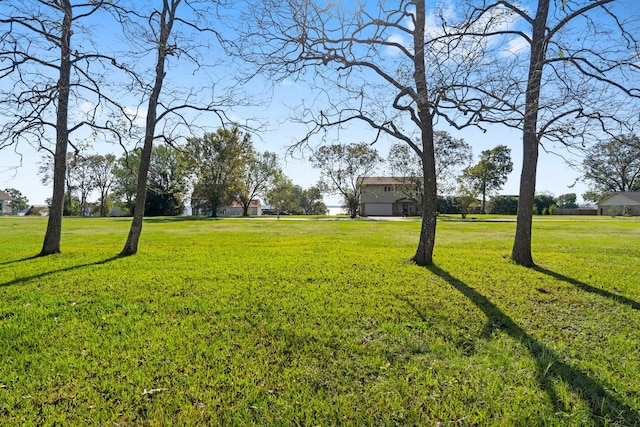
[384,186,392,192]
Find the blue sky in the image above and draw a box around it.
[2,0,637,207]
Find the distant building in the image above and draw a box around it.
[191,196,262,216]
[360,177,419,216]
[0,190,14,215]
[597,192,640,216]
[220,199,262,216]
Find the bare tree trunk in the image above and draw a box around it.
[121,1,175,256]
[411,0,437,266]
[512,133,538,266]
[121,133,154,255]
[481,185,487,214]
[511,0,550,267]
[100,189,108,217]
[210,197,219,217]
[40,0,72,256]
[412,123,437,266]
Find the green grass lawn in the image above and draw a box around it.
[1,216,639,426]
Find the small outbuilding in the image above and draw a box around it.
[597,192,640,216]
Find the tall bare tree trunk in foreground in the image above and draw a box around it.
[121,0,176,256]
[411,0,437,265]
[41,0,73,256]
[510,0,548,267]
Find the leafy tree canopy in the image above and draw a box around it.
[582,134,640,197]
[4,188,29,215]
[461,145,513,214]
[311,143,382,218]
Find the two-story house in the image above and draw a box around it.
[0,190,14,215]
[359,177,419,216]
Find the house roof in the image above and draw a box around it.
[597,191,640,205]
[360,176,406,185]
[0,190,14,201]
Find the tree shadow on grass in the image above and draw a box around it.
[0,254,42,266]
[421,265,639,425]
[534,266,640,311]
[0,255,122,288]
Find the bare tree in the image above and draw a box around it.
[448,0,640,266]
[0,0,133,254]
[236,0,492,265]
[119,0,239,255]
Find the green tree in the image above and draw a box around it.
[112,151,142,216]
[144,145,186,216]
[461,145,513,214]
[533,193,556,215]
[39,152,86,216]
[237,151,280,216]
[67,154,95,217]
[4,188,29,215]
[488,195,519,215]
[582,190,605,205]
[556,193,578,209]
[264,174,303,214]
[454,185,479,219]
[183,127,252,217]
[582,135,640,195]
[300,186,327,215]
[311,143,382,218]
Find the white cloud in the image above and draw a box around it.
[125,106,147,127]
[73,100,103,121]
[78,100,95,114]
[502,36,530,57]
[280,79,301,90]
[385,33,410,57]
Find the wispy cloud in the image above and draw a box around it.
[385,33,410,57]
[124,106,147,127]
[502,36,530,57]
[280,79,302,90]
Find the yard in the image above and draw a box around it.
[0,216,639,425]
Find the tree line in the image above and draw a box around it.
[22,125,628,221]
[33,127,330,218]
[2,1,639,266]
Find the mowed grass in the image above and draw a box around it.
[0,216,639,426]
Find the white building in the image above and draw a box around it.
[597,192,640,216]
